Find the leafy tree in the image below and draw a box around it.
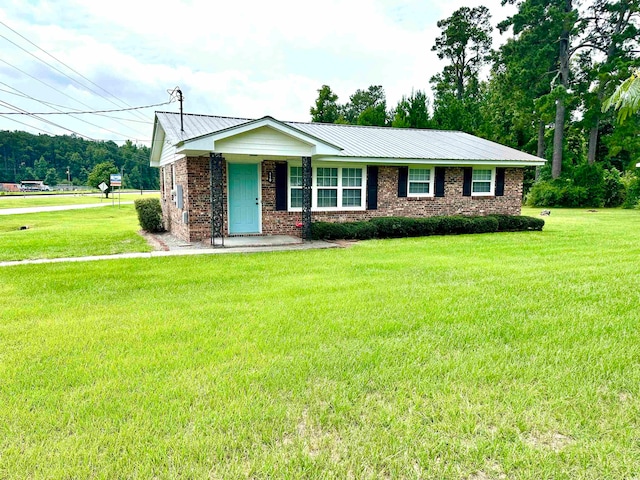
[391,91,431,128]
[310,85,340,123]
[500,0,582,178]
[578,0,639,164]
[88,162,118,198]
[431,6,492,101]
[603,69,640,122]
[33,156,49,180]
[44,168,58,187]
[343,86,388,126]
[430,6,492,133]
[0,131,157,188]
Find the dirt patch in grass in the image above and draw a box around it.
[139,230,170,251]
[524,431,574,452]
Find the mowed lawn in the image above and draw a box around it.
[0,204,152,261]
[1,208,639,478]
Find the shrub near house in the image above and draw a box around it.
[311,214,544,240]
[135,198,164,233]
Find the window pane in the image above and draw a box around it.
[317,189,337,207]
[291,188,302,208]
[409,168,430,182]
[472,182,491,193]
[317,168,338,187]
[342,189,362,207]
[342,168,362,187]
[472,169,492,181]
[409,182,430,194]
[290,166,302,187]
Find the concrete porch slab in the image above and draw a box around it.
[219,235,302,248]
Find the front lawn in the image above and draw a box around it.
[0,208,639,478]
[0,204,152,261]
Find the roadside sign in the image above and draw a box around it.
[110,174,122,187]
[98,182,108,192]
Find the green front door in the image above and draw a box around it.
[228,163,260,234]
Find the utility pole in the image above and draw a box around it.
[177,88,184,132]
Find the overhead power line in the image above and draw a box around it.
[0,99,174,115]
[0,99,95,140]
[0,113,55,135]
[0,82,145,139]
[0,87,152,124]
[0,20,151,123]
[0,58,150,137]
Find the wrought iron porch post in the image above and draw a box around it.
[302,156,312,241]
[210,152,224,247]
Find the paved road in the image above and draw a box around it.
[0,202,134,215]
[0,190,158,200]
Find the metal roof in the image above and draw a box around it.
[154,111,545,163]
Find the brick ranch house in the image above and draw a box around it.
[150,112,546,243]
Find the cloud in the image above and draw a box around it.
[0,0,516,143]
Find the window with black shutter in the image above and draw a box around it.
[398,166,408,197]
[435,167,445,197]
[495,168,505,196]
[275,162,288,211]
[367,166,378,210]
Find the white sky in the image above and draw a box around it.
[0,0,516,145]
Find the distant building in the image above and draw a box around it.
[0,183,20,192]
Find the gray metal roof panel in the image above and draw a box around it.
[154,112,544,163]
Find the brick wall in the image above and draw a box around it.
[160,159,524,242]
[260,163,523,238]
[160,160,189,242]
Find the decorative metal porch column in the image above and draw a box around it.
[210,152,224,248]
[301,156,312,241]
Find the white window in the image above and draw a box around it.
[290,166,303,208]
[316,167,338,207]
[472,168,494,195]
[288,164,366,211]
[408,167,433,196]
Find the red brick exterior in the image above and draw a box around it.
[160,157,524,242]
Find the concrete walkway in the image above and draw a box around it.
[0,202,133,215]
[0,239,339,268]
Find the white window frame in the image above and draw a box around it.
[407,166,434,197]
[288,165,303,209]
[287,163,367,212]
[471,167,495,196]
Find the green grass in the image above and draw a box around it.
[0,192,158,209]
[1,208,639,478]
[0,205,152,261]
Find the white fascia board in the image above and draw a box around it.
[178,117,343,156]
[149,119,165,167]
[315,156,546,167]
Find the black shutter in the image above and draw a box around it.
[495,167,505,196]
[398,166,408,197]
[275,162,287,211]
[367,166,378,210]
[435,167,445,197]
[462,167,472,197]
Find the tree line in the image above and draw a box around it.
[310,0,640,208]
[0,130,158,190]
